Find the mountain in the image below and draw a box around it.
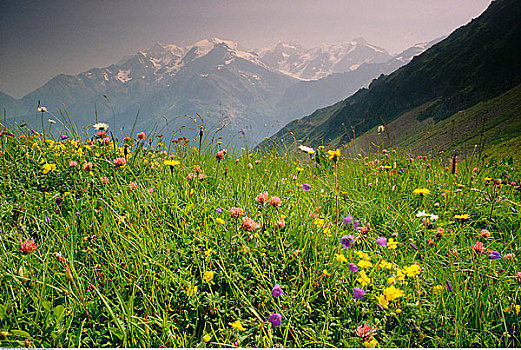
[258,0,521,154]
[2,37,434,145]
[257,38,392,80]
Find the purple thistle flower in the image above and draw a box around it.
[216,207,223,215]
[353,220,360,231]
[488,251,501,260]
[445,280,454,292]
[268,313,282,327]
[352,287,366,299]
[376,237,387,247]
[340,235,354,249]
[60,134,68,140]
[302,183,311,191]
[342,216,353,225]
[271,284,283,298]
[410,243,418,250]
[349,263,358,272]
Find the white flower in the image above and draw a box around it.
[416,210,428,218]
[377,125,385,133]
[92,122,109,131]
[48,119,56,124]
[37,106,47,112]
[298,145,315,154]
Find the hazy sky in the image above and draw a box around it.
[1,0,492,98]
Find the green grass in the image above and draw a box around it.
[0,123,520,348]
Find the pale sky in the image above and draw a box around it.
[0,0,492,98]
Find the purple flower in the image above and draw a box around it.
[60,134,68,140]
[349,263,358,273]
[445,280,454,292]
[302,183,311,191]
[340,235,354,249]
[216,207,223,215]
[268,313,282,327]
[2,131,15,137]
[353,220,360,231]
[376,237,387,247]
[409,243,418,250]
[271,284,283,298]
[352,287,366,299]
[400,168,405,172]
[488,251,501,260]
[45,216,51,223]
[342,216,353,225]
[31,129,37,134]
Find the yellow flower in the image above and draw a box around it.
[203,271,214,283]
[433,285,444,295]
[396,308,402,314]
[364,339,378,348]
[413,188,430,195]
[327,149,341,161]
[454,214,470,220]
[296,166,304,172]
[403,264,421,277]
[355,251,371,261]
[164,160,180,167]
[358,260,373,269]
[357,270,371,286]
[229,320,246,331]
[203,334,211,342]
[376,294,389,309]
[205,248,213,256]
[380,261,392,269]
[318,146,324,150]
[186,285,198,297]
[388,277,396,285]
[335,253,348,263]
[216,218,225,225]
[42,163,56,174]
[396,269,406,281]
[314,218,325,227]
[383,285,404,301]
[387,238,398,249]
[322,269,331,277]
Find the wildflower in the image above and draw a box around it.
[255,192,269,205]
[349,263,358,272]
[216,218,225,225]
[203,271,214,282]
[82,162,93,172]
[335,253,348,263]
[113,157,126,167]
[203,334,211,342]
[342,216,353,225]
[504,253,515,260]
[380,260,392,269]
[42,163,56,174]
[353,220,360,231]
[358,260,373,269]
[357,270,371,286]
[298,145,315,154]
[352,287,366,299]
[216,150,225,160]
[92,122,109,131]
[376,237,387,247]
[37,106,47,112]
[268,313,282,327]
[322,269,331,277]
[302,183,311,191]
[356,324,376,341]
[445,280,454,292]
[20,238,37,254]
[377,125,385,133]
[216,207,223,215]
[60,134,68,140]
[276,219,285,229]
[137,132,145,139]
[404,264,421,277]
[395,309,402,314]
[376,294,389,309]
[364,339,378,348]
[488,251,501,260]
[186,285,198,297]
[327,149,341,162]
[129,182,138,190]
[241,216,260,231]
[413,188,430,195]
[164,160,180,167]
[229,320,246,331]
[454,214,470,220]
[230,207,244,219]
[387,238,398,249]
[433,285,444,295]
[383,285,404,301]
[340,235,354,249]
[409,243,418,250]
[472,241,486,254]
[270,196,281,207]
[480,229,491,238]
[100,177,109,184]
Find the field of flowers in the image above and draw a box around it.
[0,121,520,348]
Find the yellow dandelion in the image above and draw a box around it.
[413,188,431,195]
